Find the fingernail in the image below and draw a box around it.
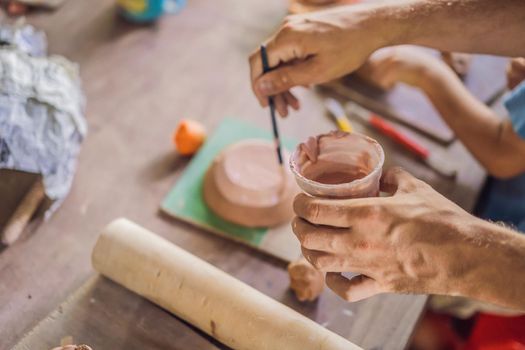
[257,80,274,95]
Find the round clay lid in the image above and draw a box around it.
[213,139,291,208]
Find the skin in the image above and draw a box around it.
[292,167,525,310]
[248,0,525,308]
[249,0,525,116]
[290,0,473,77]
[288,0,360,16]
[358,47,525,178]
[440,51,472,77]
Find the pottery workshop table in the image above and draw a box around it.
[1,1,488,349]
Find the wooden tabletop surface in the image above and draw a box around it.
[0,0,487,349]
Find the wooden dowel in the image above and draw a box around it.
[92,218,361,350]
[1,178,45,245]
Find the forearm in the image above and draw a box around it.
[458,218,525,310]
[418,65,524,178]
[372,0,525,56]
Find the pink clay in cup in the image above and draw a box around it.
[290,131,384,198]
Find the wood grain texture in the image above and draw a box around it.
[13,275,426,350]
[13,276,223,350]
[0,0,486,349]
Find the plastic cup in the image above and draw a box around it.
[290,131,384,199]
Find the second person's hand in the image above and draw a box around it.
[357,46,452,91]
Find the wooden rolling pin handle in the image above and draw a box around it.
[1,179,45,246]
[92,219,361,350]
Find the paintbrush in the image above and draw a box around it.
[260,45,284,165]
[324,98,353,132]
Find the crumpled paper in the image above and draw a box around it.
[0,23,86,215]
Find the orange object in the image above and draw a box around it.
[173,119,207,156]
[7,1,28,16]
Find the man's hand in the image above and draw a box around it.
[249,4,396,117]
[357,47,451,91]
[249,0,525,117]
[292,167,477,302]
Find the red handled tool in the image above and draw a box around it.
[347,101,457,178]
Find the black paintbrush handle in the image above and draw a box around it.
[260,45,284,165]
[268,96,283,165]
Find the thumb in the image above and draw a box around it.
[254,59,321,97]
[325,273,382,302]
[380,167,420,195]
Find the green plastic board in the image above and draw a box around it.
[161,118,302,262]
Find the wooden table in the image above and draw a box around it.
[0,0,487,349]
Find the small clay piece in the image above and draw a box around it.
[288,257,325,302]
[441,52,472,77]
[203,139,298,227]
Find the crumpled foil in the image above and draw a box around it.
[0,23,86,215]
[0,22,47,56]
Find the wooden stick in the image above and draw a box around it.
[1,178,45,245]
[260,45,284,165]
[92,219,361,350]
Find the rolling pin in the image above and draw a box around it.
[1,178,45,245]
[92,219,360,350]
